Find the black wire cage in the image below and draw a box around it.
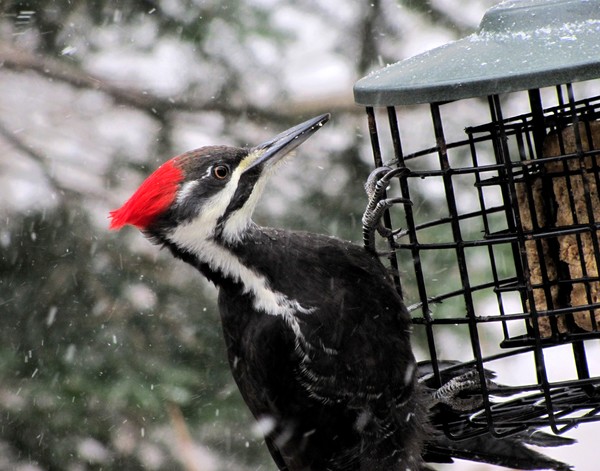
[354,0,600,440]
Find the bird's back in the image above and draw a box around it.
[217,227,427,470]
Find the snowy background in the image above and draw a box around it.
[0,0,597,470]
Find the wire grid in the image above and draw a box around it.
[365,83,600,439]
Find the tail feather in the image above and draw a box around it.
[424,434,572,471]
[521,430,575,448]
[418,361,574,471]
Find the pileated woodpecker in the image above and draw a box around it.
[110,114,572,470]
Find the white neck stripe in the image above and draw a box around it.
[167,221,312,320]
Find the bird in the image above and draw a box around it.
[109,114,573,471]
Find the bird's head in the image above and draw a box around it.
[109,114,330,248]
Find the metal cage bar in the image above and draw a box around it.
[365,87,600,440]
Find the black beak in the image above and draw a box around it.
[245,113,330,173]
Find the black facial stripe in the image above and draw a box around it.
[214,166,261,240]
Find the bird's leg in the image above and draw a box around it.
[428,370,499,412]
[362,166,411,253]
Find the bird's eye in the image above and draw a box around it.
[212,165,230,180]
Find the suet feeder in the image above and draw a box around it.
[354,0,600,439]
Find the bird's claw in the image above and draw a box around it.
[362,166,411,253]
[428,370,498,412]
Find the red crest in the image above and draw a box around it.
[109,159,184,230]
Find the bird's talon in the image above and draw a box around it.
[429,370,499,412]
[364,166,393,195]
[363,168,410,253]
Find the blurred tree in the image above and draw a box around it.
[0,0,490,469]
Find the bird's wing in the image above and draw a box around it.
[289,238,418,408]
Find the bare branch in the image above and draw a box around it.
[0,43,170,114]
[0,43,359,122]
[0,117,105,201]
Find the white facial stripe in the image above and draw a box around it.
[220,174,268,243]
[186,164,243,238]
[174,148,289,244]
[220,151,291,243]
[167,149,312,332]
[174,157,262,243]
[176,180,200,206]
[236,148,263,172]
[176,167,215,204]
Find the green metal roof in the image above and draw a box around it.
[354,0,600,106]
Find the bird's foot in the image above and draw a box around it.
[430,369,498,412]
[362,166,411,253]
